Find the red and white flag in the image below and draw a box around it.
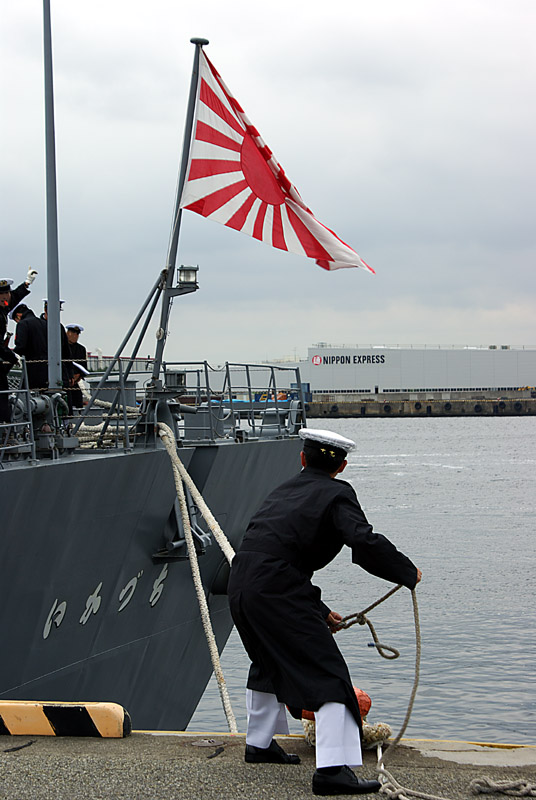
[179,52,374,273]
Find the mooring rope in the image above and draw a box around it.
[390,589,421,749]
[370,591,437,800]
[157,422,237,734]
[339,584,404,660]
[377,742,536,800]
[340,586,422,749]
[469,778,536,796]
[80,379,139,414]
[377,742,452,800]
[157,423,235,566]
[356,591,534,800]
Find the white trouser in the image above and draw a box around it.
[315,702,363,768]
[245,690,362,768]
[245,689,290,748]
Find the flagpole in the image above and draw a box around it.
[43,0,62,391]
[150,37,208,384]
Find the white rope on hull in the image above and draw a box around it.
[157,422,237,734]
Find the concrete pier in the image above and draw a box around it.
[306,394,536,418]
[1,732,535,799]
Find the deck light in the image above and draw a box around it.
[178,265,199,287]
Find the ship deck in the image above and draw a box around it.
[1,732,535,799]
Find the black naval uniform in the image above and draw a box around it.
[0,282,30,423]
[228,466,418,729]
[68,339,88,408]
[14,314,73,394]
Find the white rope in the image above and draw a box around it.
[377,743,536,800]
[470,778,536,796]
[79,379,139,414]
[372,591,533,800]
[389,589,421,748]
[157,422,237,733]
[158,422,235,565]
[377,742,452,800]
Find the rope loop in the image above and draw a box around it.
[338,584,403,661]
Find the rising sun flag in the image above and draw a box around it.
[179,51,374,273]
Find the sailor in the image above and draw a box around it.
[0,270,38,423]
[14,299,73,402]
[65,324,88,409]
[228,428,422,796]
[11,304,35,325]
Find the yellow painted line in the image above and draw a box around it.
[399,737,536,749]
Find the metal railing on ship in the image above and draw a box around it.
[160,361,306,442]
[1,357,306,460]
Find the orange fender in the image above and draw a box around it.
[302,687,371,721]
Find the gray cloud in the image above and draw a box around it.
[1,0,534,364]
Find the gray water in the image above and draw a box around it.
[190,417,536,745]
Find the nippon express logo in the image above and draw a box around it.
[311,354,386,366]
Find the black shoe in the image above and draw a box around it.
[312,766,381,795]
[245,739,301,764]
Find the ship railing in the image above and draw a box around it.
[2,356,306,455]
[86,354,154,373]
[70,359,155,451]
[0,357,143,457]
[0,358,37,465]
[160,361,307,443]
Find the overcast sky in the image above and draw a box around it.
[1,0,534,365]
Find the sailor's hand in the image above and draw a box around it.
[26,268,38,285]
[416,568,422,584]
[326,611,343,634]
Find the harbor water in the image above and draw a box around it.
[190,417,536,745]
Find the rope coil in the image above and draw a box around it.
[470,778,536,797]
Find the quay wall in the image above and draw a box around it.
[306,396,536,418]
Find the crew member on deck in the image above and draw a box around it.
[66,324,88,409]
[11,304,35,325]
[14,300,73,408]
[0,270,38,424]
[228,428,422,796]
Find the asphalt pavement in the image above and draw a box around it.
[1,733,535,800]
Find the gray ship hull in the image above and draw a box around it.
[0,437,301,730]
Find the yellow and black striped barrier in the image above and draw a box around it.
[0,701,131,738]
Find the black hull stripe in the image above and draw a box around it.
[44,706,101,737]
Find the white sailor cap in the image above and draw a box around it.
[299,428,356,453]
[0,279,14,292]
[8,301,24,319]
[43,299,65,309]
[66,323,84,332]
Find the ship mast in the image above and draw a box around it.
[42,0,62,391]
[150,37,208,384]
